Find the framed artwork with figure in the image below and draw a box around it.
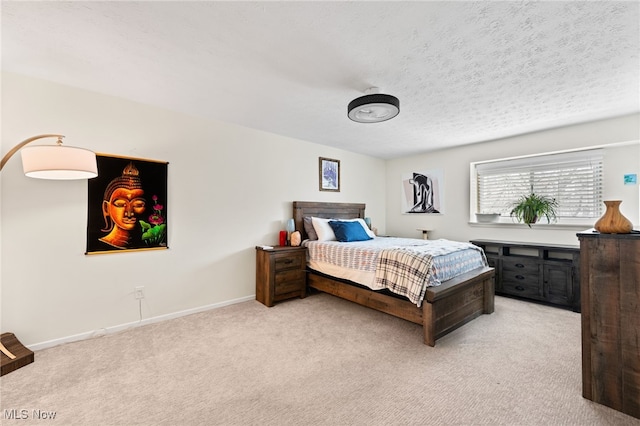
[86,154,168,254]
[319,157,340,192]
[401,169,444,214]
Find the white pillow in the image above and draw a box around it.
[311,217,376,241]
[311,217,337,241]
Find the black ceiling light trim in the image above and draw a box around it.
[347,92,400,123]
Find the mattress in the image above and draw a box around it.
[304,237,488,306]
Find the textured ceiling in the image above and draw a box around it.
[2,1,639,159]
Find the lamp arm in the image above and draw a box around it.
[0,133,73,359]
[0,134,65,171]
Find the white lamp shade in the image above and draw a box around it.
[21,145,98,179]
[285,218,296,233]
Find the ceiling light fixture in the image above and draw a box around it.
[0,134,98,180]
[347,87,400,123]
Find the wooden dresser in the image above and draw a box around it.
[255,246,307,307]
[577,230,640,419]
[470,240,580,311]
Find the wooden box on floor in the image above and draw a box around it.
[1,333,34,376]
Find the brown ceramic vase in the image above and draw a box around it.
[593,200,633,234]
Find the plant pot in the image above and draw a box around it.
[475,213,499,223]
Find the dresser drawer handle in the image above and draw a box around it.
[515,275,525,280]
[515,263,525,268]
[282,259,294,264]
[515,285,525,291]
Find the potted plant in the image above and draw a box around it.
[475,212,500,223]
[510,193,558,227]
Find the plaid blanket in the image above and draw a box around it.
[374,248,434,307]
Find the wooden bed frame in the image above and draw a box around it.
[293,201,495,346]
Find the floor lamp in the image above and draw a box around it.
[0,134,98,375]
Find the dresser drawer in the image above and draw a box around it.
[501,278,543,299]
[501,257,540,298]
[274,253,305,271]
[502,258,539,275]
[484,255,499,269]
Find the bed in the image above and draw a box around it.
[293,201,495,346]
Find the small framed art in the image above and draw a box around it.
[319,157,340,192]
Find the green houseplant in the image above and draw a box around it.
[510,193,558,227]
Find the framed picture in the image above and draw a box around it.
[86,154,168,254]
[401,169,444,214]
[319,157,340,192]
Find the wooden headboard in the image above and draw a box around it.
[293,201,366,240]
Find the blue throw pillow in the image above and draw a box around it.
[328,220,372,242]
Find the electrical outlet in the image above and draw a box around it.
[134,286,145,300]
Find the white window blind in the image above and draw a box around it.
[476,149,604,219]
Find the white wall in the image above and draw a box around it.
[3,72,637,349]
[385,114,640,246]
[0,73,386,347]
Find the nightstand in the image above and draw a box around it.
[255,246,307,307]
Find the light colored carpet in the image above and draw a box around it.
[1,293,639,426]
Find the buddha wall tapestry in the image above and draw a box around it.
[86,154,168,254]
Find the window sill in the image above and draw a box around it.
[468,221,595,231]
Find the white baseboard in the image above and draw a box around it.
[28,295,256,351]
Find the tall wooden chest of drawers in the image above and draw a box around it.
[255,246,307,307]
[577,231,640,419]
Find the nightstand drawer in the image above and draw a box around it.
[275,270,305,295]
[274,253,305,271]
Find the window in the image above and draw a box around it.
[472,149,604,223]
